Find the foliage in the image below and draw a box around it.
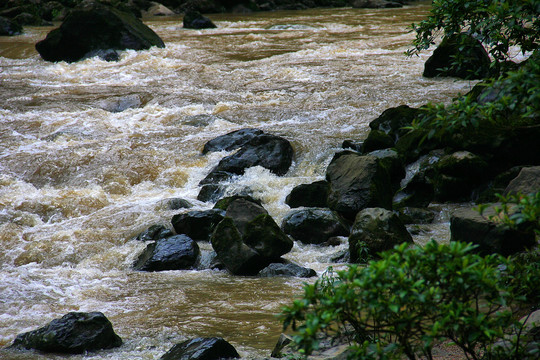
[407,0,540,65]
[408,52,540,142]
[281,240,540,360]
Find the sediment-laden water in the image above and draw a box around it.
[0,2,475,358]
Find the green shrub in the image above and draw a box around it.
[281,240,538,360]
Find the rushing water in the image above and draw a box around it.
[0,2,475,358]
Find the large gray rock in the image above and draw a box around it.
[423,33,491,79]
[504,166,540,195]
[10,312,122,354]
[160,337,239,360]
[281,208,349,245]
[242,214,293,260]
[35,1,165,62]
[219,196,268,234]
[171,209,225,241]
[134,235,200,271]
[326,152,393,219]
[450,207,536,256]
[349,207,412,262]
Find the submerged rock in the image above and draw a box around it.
[423,33,491,79]
[35,1,165,63]
[160,337,239,360]
[134,235,200,271]
[10,312,122,354]
[349,207,412,262]
[281,208,349,245]
[202,128,264,154]
[136,224,174,241]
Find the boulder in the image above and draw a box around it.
[35,1,165,63]
[136,224,174,241]
[144,2,175,17]
[0,16,22,35]
[450,207,536,256]
[367,148,405,193]
[423,33,491,79]
[203,133,294,180]
[504,166,540,195]
[183,9,217,29]
[221,197,268,234]
[393,150,444,208]
[396,207,435,225]
[210,217,265,275]
[258,262,316,278]
[171,209,225,241]
[160,337,239,360]
[431,150,490,201]
[214,194,263,211]
[10,312,122,354]
[349,207,412,262]
[242,214,294,260]
[202,128,264,154]
[285,180,330,208]
[369,105,421,143]
[362,129,394,153]
[326,152,393,219]
[341,139,364,153]
[281,208,349,245]
[134,235,200,271]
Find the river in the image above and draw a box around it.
[0,1,474,358]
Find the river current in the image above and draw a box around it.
[0,2,475,359]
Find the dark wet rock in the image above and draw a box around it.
[165,198,194,210]
[504,166,540,195]
[134,234,200,271]
[214,195,263,211]
[271,333,294,358]
[171,209,225,241]
[423,33,491,79]
[183,9,216,29]
[136,224,174,241]
[326,151,393,220]
[258,262,316,278]
[352,0,403,8]
[395,128,440,164]
[285,180,330,208]
[0,16,22,35]
[197,184,226,203]
[393,150,444,208]
[341,139,363,153]
[396,207,435,225]
[35,1,165,63]
[210,217,265,275]
[160,337,239,360]
[432,151,489,201]
[81,48,120,61]
[362,129,394,153]
[10,312,122,354]
[243,214,293,260]
[221,197,268,234]
[281,208,349,245]
[475,166,524,202]
[450,207,536,256]
[369,105,421,143]
[199,170,235,186]
[349,207,412,262]
[204,133,294,179]
[367,148,405,193]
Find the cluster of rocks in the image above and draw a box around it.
[0,0,421,37]
[8,311,240,359]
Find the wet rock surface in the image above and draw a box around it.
[134,234,200,271]
[160,337,239,360]
[10,312,122,354]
